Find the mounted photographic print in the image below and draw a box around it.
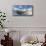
[12,5,33,16]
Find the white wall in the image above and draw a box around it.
[0,0,46,31]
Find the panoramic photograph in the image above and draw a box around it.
[12,5,33,16]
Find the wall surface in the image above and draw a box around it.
[0,0,46,28]
[0,0,46,32]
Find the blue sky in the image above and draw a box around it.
[13,5,32,11]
